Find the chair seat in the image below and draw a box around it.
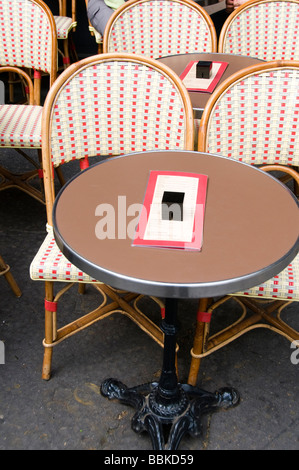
[89,25,103,44]
[30,226,98,283]
[54,16,77,39]
[0,104,42,148]
[232,254,299,301]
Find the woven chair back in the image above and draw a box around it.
[103,0,217,58]
[42,53,194,221]
[0,0,57,80]
[198,60,299,167]
[218,0,299,61]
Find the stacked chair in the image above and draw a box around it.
[188,61,299,385]
[29,53,194,380]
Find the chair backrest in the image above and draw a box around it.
[58,0,76,21]
[0,0,57,95]
[198,60,299,168]
[218,0,299,60]
[103,0,217,58]
[42,53,194,223]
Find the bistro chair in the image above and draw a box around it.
[0,66,44,201]
[0,0,57,106]
[29,52,194,380]
[103,0,217,57]
[188,60,299,385]
[53,0,78,68]
[0,253,22,297]
[0,0,57,203]
[218,0,299,60]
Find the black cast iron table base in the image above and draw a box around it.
[100,298,240,450]
[101,379,239,450]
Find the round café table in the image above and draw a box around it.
[53,150,299,450]
[158,53,264,116]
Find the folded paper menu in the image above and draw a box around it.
[132,171,208,251]
[180,61,228,93]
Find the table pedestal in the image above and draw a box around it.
[100,299,240,450]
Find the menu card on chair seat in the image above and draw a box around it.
[133,171,208,251]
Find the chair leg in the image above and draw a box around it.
[42,281,56,380]
[62,40,71,69]
[69,36,78,63]
[187,298,210,386]
[0,255,22,297]
[78,283,85,294]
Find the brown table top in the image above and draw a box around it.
[53,151,299,298]
[158,53,263,112]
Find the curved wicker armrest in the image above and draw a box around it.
[0,66,34,105]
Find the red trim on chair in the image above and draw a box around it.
[161,306,165,319]
[63,57,71,65]
[80,157,89,170]
[38,169,43,178]
[45,299,57,312]
[33,70,42,79]
[197,311,212,323]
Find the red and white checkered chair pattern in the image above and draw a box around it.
[48,61,193,168]
[0,104,42,148]
[0,0,56,75]
[187,61,299,386]
[234,260,299,300]
[200,65,299,167]
[30,53,194,380]
[0,0,57,203]
[30,224,98,283]
[54,14,75,40]
[103,0,217,58]
[218,0,299,61]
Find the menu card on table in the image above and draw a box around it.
[132,171,208,251]
[180,61,228,93]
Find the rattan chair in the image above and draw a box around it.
[103,0,217,57]
[54,0,77,67]
[0,0,57,203]
[29,52,194,380]
[188,60,299,385]
[218,0,299,60]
